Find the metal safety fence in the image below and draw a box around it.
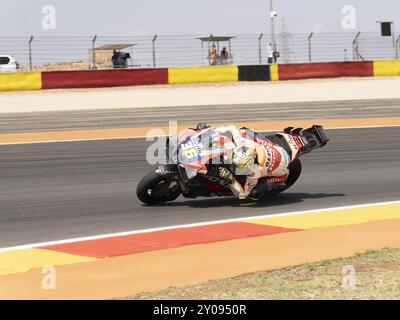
[0,32,399,72]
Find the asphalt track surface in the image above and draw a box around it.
[0,126,399,248]
[1,99,400,133]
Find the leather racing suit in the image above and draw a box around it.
[214,125,291,199]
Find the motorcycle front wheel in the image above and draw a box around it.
[136,171,182,205]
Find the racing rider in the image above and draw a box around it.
[212,125,291,199]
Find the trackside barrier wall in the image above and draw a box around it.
[238,65,270,81]
[0,72,42,92]
[168,66,238,84]
[373,60,400,77]
[2,61,400,92]
[41,68,169,89]
[270,64,279,81]
[276,61,374,81]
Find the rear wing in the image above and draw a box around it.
[284,125,329,154]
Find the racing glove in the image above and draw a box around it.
[217,167,243,197]
[218,167,235,184]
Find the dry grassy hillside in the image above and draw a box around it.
[19,60,113,72]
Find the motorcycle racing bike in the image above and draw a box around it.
[137,124,329,205]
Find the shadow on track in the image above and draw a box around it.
[143,192,345,209]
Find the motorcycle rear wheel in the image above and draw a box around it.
[136,171,181,205]
[262,158,302,197]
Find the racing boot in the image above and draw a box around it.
[242,176,260,200]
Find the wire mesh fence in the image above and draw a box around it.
[0,32,399,71]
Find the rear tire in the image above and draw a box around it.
[262,158,302,197]
[136,171,181,205]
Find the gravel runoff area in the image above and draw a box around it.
[129,248,400,300]
[1,76,400,113]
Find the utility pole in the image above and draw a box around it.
[308,32,314,62]
[28,35,34,71]
[91,35,97,70]
[258,33,264,64]
[152,34,158,67]
[269,0,278,63]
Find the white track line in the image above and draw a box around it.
[0,124,399,146]
[1,200,399,253]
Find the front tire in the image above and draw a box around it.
[136,171,181,205]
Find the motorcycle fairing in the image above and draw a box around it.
[175,127,236,180]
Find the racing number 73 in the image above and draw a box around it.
[181,141,198,159]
